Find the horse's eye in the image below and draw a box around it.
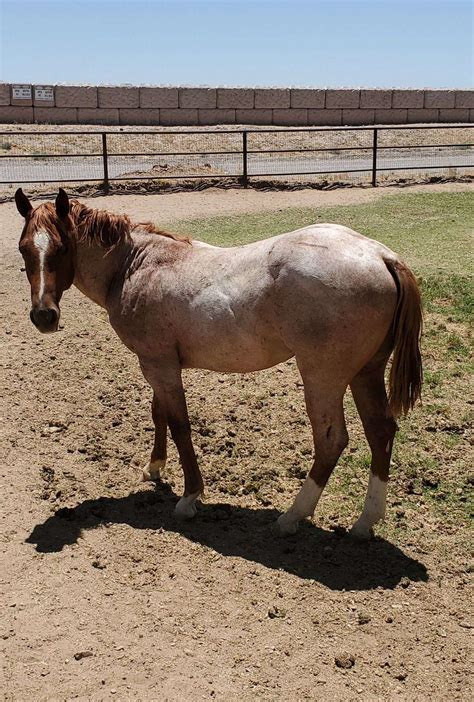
[59,244,68,255]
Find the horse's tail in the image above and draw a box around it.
[384,259,423,417]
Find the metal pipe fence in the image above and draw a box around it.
[0,124,472,189]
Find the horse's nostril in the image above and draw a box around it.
[46,308,57,325]
[31,307,58,328]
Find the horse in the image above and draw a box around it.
[15,188,422,539]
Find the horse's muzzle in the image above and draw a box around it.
[30,306,60,333]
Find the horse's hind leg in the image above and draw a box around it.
[277,367,349,535]
[142,392,167,482]
[349,361,398,539]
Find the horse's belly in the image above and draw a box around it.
[179,331,293,373]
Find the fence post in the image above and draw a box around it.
[371,128,378,187]
[101,132,109,192]
[242,130,248,187]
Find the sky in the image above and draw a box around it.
[0,0,472,88]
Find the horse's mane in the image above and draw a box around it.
[70,201,190,248]
[28,201,190,249]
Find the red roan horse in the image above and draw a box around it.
[16,188,422,538]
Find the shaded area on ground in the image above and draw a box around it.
[27,483,428,592]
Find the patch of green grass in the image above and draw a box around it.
[422,273,473,322]
[424,369,443,390]
[446,332,470,356]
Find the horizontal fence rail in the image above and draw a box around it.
[0,124,472,189]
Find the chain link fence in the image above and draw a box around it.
[0,125,472,190]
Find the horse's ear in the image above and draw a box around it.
[55,188,70,219]
[15,188,32,218]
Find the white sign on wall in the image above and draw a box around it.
[35,86,54,101]
[12,85,32,100]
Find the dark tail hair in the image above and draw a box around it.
[385,259,423,417]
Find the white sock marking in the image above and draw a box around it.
[277,477,323,535]
[33,231,51,300]
[175,492,201,519]
[142,458,166,482]
[351,474,388,538]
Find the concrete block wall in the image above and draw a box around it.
[0,84,472,126]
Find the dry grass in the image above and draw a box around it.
[0,123,472,157]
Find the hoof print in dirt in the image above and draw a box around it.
[74,650,93,661]
[268,605,286,619]
[335,652,355,669]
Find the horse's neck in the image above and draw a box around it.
[72,237,131,308]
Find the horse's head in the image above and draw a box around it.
[16,188,75,333]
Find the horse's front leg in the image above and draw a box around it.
[139,359,204,519]
[142,392,167,482]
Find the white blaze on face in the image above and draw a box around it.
[33,230,51,299]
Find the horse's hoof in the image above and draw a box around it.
[350,522,374,540]
[275,513,299,536]
[141,459,166,482]
[175,493,201,520]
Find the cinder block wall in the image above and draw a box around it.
[0,84,473,126]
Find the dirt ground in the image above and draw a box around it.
[1,183,472,701]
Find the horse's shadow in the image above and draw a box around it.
[26,484,428,591]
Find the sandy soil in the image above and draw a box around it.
[1,183,472,701]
